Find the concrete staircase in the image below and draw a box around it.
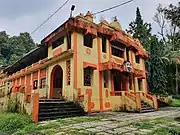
[38,99,85,121]
[141,101,154,113]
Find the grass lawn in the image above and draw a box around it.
[1,112,180,135]
[170,98,180,107]
[0,113,100,135]
[129,117,180,135]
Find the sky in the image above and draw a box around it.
[0,0,178,43]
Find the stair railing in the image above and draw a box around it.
[123,91,142,112]
[141,92,158,111]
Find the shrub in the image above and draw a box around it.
[170,98,180,107]
[6,97,18,113]
[0,113,33,134]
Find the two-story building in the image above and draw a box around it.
[0,11,158,121]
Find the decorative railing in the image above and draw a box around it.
[110,91,141,112]
[124,91,136,101]
[110,91,158,112]
[142,92,158,110]
[110,91,123,96]
[133,92,158,111]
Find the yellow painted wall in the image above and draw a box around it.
[48,36,69,59]
[47,57,74,101]
[76,32,100,111]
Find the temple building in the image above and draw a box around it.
[0,11,158,121]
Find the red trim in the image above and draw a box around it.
[133,76,136,92]
[85,26,97,36]
[40,68,46,79]
[112,57,124,65]
[110,91,122,96]
[86,89,92,114]
[105,102,110,108]
[33,71,38,81]
[50,65,63,98]
[26,74,31,93]
[42,18,148,58]
[32,93,39,122]
[111,72,114,92]
[73,31,78,89]
[91,102,95,109]
[21,76,25,86]
[105,89,109,98]
[83,62,97,69]
[97,37,103,111]
[78,88,84,101]
[53,47,62,56]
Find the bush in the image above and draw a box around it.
[6,97,19,113]
[170,98,180,107]
[0,113,33,134]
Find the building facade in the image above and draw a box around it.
[0,11,158,121]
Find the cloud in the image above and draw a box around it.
[0,0,179,43]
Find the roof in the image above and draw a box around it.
[41,12,149,58]
[4,45,48,74]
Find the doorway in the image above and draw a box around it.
[113,71,127,91]
[50,65,63,98]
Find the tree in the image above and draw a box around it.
[163,2,180,28]
[0,31,37,66]
[148,36,167,94]
[126,7,152,51]
[127,7,168,94]
[154,3,180,95]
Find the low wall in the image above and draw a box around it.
[110,96,123,111]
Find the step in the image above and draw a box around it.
[39,110,83,117]
[141,109,154,113]
[142,107,154,110]
[39,104,79,110]
[39,99,65,102]
[38,113,84,121]
[39,101,70,104]
[39,107,81,112]
[141,104,151,108]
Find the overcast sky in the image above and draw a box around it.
[0,0,178,43]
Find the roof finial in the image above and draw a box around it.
[85,11,93,22]
[114,16,118,22]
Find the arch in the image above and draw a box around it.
[50,65,63,98]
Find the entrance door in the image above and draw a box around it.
[114,72,122,91]
[50,65,63,99]
[113,71,127,91]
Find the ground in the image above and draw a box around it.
[35,107,180,135]
[1,107,180,135]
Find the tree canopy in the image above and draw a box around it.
[0,31,37,66]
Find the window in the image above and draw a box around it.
[40,78,46,88]
[111,42,125,58]
[103,71,109,88]
[135,55,140,63]
[102,36,106,53]
[84,68,92,86]
[129,75,133,90]
[112,47,124,58]
[52,36,64,49]
[33,80,38,90]
[67,32,71,49]
[126,49,129,61]
[66,60,71,85]
[84,34,93,48]
[138,78,143,91]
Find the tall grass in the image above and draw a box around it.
[0,113,33,134]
